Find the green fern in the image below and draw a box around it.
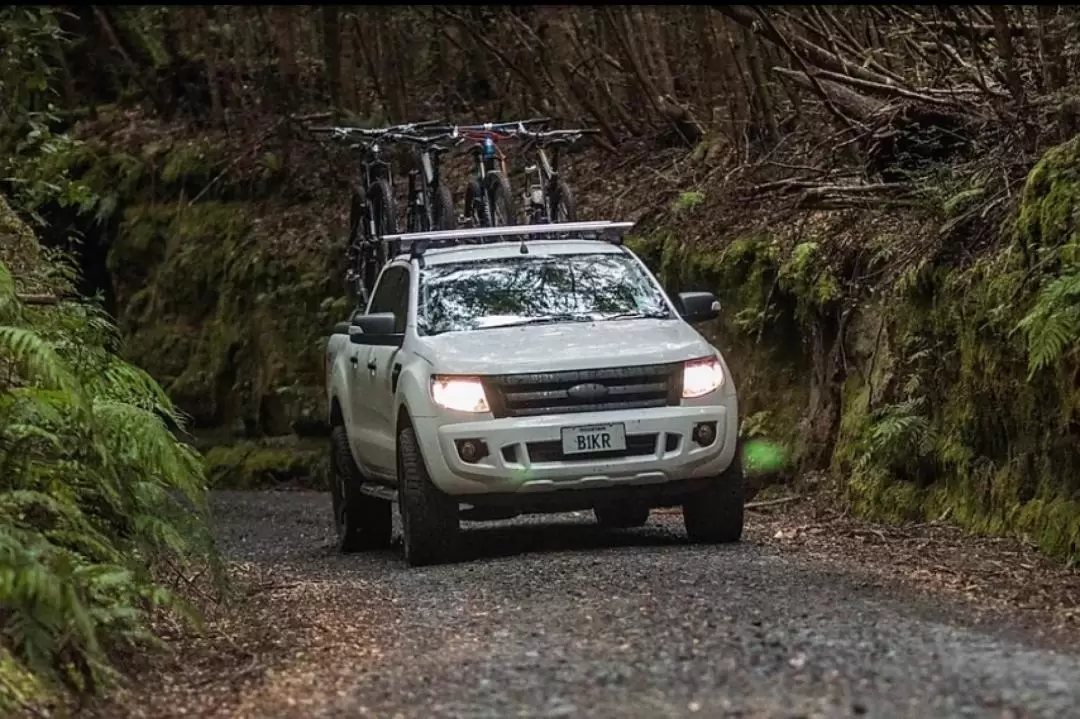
[1016,269,1080,375]
[0,258,218,708]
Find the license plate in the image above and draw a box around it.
[561,423,627,455]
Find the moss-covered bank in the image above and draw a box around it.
[22,114,352,440]
[636,136,1080,560]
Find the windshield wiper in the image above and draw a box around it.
[479,313,595,329]
[601,310,672,321]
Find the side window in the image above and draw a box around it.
[368,266,403,316]
[367,265,410,333]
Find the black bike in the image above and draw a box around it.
[384,129,459,233]
[456,119,548,228]
[515,128,598,225]
[309,121,441,305]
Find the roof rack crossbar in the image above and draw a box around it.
[380,221,636,259]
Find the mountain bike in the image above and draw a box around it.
[514,128,598,224]
[384,129,460,233]
[455,119,548,228]
[308,121,442,305]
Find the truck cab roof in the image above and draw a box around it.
[379,220,636,268]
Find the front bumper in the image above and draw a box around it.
[413,404,735,496]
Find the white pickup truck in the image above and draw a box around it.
[325,221,742,566]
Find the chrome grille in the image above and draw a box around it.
[483,363,683,419]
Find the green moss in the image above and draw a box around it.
[203,439,327,489]
[0,647,49,716]
[644,142,1080,562]
[1015,135,1080,253]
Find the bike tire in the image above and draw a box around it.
[484,172,515,226]
[550,178,577,223]
[464,179,490,228]
[363,180,398,297]
[367,179,398,236]
[347,185,366,249]
[433,184,457,231]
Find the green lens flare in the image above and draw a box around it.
[742,439,787,472]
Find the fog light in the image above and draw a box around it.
[456,439,489,463]
[692,422,717,447]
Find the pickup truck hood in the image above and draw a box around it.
[415,319,715,374]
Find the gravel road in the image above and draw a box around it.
[96,490,1080,719]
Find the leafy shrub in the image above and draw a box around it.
[0,258,217,710]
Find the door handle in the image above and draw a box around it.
[367,359,378,372]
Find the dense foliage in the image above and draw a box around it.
[1,8,220,711]
[0,241,216,710]
[4,8,1080,712]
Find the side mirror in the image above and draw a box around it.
[349,312,403,347]
[678,291,721,324]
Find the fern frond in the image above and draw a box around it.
[0,326,83,400]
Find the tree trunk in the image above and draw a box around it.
[339,10,358,112]
[321,6,342,108]
[203,7,225,128]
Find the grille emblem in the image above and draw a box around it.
[567,382,608,402]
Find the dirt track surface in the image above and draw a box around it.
[91,490,1080,719]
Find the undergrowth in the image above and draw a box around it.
[0,211,219,711]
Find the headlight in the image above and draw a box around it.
[682,357,724,399]
[431,376,490,413]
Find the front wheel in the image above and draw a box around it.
[397,426,460,566]
[367,179,398,237]
[433,184,457,231]
[484,172,515,226]
[682,448,745,544]
[464,179,490,228]
[330,426,392,553]
[549,178,577,223]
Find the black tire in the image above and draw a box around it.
[464,179,490,228]
[484,172,515,226]
[682,449,745,544]
[363,179,397,297]
[397,426,460,567]
[433,184,457,231]
[406,202,424,233]
[550,178,577,223]
[347,185,365,248]
[593,504,650,529]
[329,425,392,553]
[367,179,398,236]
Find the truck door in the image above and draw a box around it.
[350,265,405,475]
[365,263,410,475]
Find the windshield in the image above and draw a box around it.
[417,251,674,335]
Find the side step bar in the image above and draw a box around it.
[358,483,398,502]
[356,484,520,521]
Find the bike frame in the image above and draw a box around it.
[388,129,457,232]
[517,129,596,223]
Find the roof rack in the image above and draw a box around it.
[382,221,636,259]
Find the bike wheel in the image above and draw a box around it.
[464,179,491,228]
[484,172,515,226]
[367,179,398,237]
[365,180,397,296]
[433,184,457,231]
[550,178,577,223]
[347,185,366,248]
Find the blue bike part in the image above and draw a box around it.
[483,137,496,158]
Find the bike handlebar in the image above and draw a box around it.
[308,119,453,139]
[452,117,551,132]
